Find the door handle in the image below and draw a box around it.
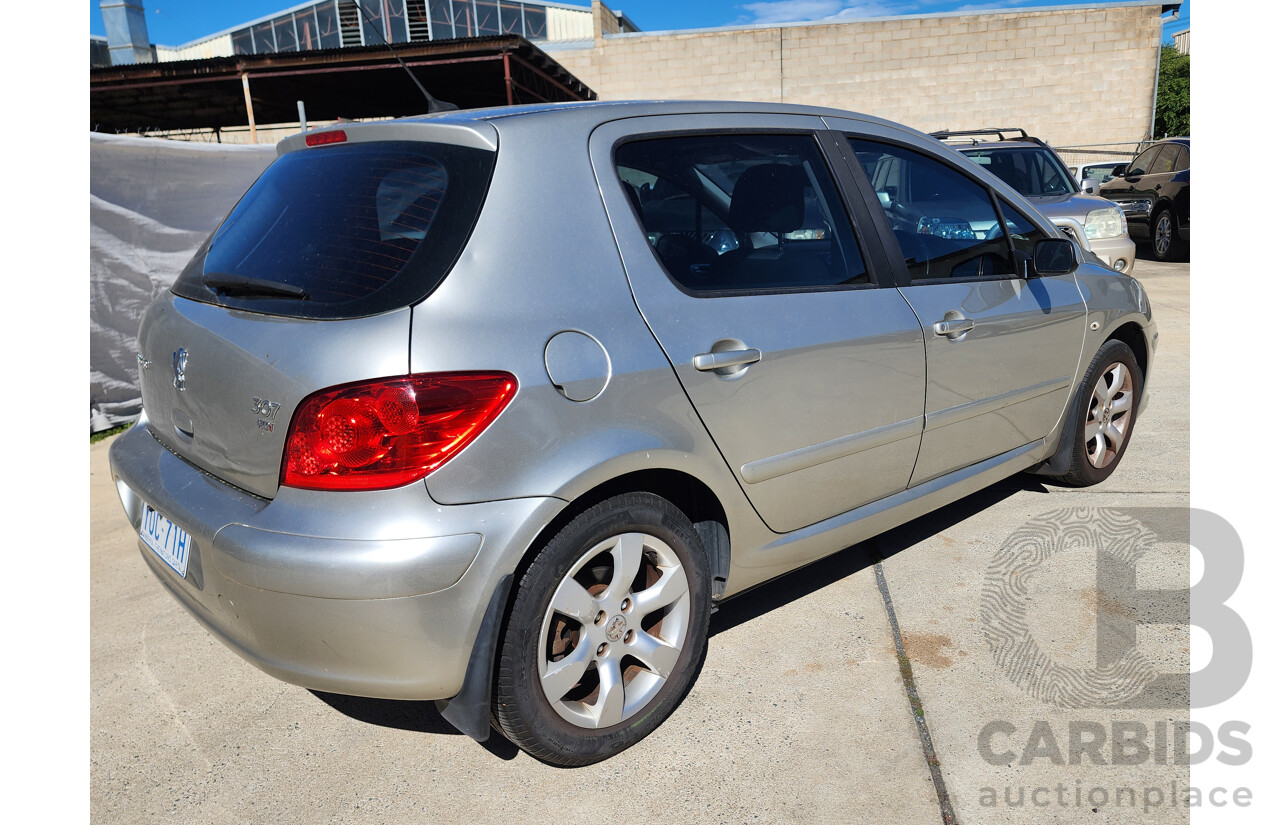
[693,348,761,372]
[933,317,975,338]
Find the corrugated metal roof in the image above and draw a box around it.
[91,35,595,132]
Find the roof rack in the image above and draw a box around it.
[928,127,1045,146]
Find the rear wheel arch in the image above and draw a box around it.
[443,468,731,745]
[514,469,732,602]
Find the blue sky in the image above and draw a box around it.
[89,0,1189,46]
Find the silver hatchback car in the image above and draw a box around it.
[109,101,1155,766]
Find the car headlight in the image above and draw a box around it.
[1084,206,1127,240]
[917,216,975,240]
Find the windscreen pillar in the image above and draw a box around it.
[99,0,153,65]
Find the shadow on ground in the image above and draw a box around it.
[311,691,520,760]
[1133,238,1189,263]
[710,474,1047,637]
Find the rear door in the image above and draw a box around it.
[590,114,926,534]
[830,123,1086,484]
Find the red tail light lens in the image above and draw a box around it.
[305,129,347,147]
[282,372,516,491]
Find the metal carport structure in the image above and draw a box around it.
[91,34,595,138]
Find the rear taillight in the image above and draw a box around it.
[282,372,516,491]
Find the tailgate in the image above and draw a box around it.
[136,292,410,499]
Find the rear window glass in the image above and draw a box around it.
[961,147,1074,197]
[173,141,495,319]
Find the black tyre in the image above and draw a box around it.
[1150,207,1185,262]
[1054,339,1143,487]
[493,492,712,766]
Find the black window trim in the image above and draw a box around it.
[609,128,894,300]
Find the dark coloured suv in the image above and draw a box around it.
[1099,138,1190,262]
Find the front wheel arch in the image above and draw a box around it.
[1032,324,1147,478]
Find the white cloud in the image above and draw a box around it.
[737,1,913,25]
[951,0,1045,11]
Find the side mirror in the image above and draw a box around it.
[1112,163,1129,177]
[1032,238,1078,277]
[1080,179,1100,195]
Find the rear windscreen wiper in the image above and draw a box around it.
[201,273,310,300]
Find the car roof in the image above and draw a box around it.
[347,99,924,136]
[277,99,942,157]
[411,99,880,122]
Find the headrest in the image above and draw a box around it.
[729,164,805,233]
[641,195,698,233]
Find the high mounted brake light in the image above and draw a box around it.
[282,372,516,491]
[305,129,347,147]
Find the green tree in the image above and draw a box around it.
[1154,44,1190,138]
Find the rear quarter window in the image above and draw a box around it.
[173,141,495,319]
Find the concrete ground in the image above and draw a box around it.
[90,256,1189,824]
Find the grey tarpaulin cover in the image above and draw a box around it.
[90,133,275,433]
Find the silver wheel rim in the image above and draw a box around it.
[1084,361,1134,469]
[538,532,691,729]
[1154,214,1172,256]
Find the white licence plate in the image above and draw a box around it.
[140,502,191,578]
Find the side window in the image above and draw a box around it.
[1151,146,1177,175]
[1000,198,1049,258]
[848,137,1016,281]
[1172,145,1190,172]
[614,134,868,293]
[1128,145,1162,176]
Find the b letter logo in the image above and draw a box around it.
[980,508,1250,709]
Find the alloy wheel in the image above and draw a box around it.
[537,532,692,728]
[1153,213,1173,258]
[1083,362,1134,468]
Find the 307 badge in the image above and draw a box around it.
[252,397,282,433]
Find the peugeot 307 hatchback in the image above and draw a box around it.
[109,101,1156,766]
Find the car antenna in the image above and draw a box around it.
[353,1,459,113]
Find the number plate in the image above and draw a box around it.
[140,502,191,578]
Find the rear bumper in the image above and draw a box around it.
[108,418,561,700]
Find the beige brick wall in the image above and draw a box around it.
[549,4,1164,146]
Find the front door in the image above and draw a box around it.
[839,130,1087,484]
[591,116,926,533]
